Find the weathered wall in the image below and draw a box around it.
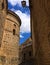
[19,38,34,65]
[31,0,50,65]
[0,0,6,47]
[0,11,21,65]
[0,0,21,65]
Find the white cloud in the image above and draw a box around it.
[15,10,31,33]
[20,34,24,38]
[8,0,29,6]
[10,8,15,11]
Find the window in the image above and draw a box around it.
[48,32,50,43]
[2,2,4,10]
[29,51,32,56]
[13,29,16,35]
[23,53,26,60]
[0,44,1,47]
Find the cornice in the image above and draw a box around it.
[7,10,21,26]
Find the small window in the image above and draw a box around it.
[48,32,50,43]
[0,44,1,47]
[29,51,31,56]
[13,29,16,35]
[2,2,4,10]
[23,53,25,60]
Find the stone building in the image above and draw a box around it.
[0,0,21,65]
[19,38,34,65]
[29,0,50,65]
[0,0,50,65]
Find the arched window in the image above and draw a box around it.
[13,29,16,35]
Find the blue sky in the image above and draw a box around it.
[8,0,31,44]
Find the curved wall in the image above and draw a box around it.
[0,10,21,65]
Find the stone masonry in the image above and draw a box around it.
[0,0,21,65]
[30,0,50,65]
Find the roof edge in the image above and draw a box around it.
[7,10,21,26]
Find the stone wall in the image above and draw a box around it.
[0,10,21,65]
[19,38,34,65]
[0,0,6,47]
[31,0,50,65]
[0,0,21,65]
